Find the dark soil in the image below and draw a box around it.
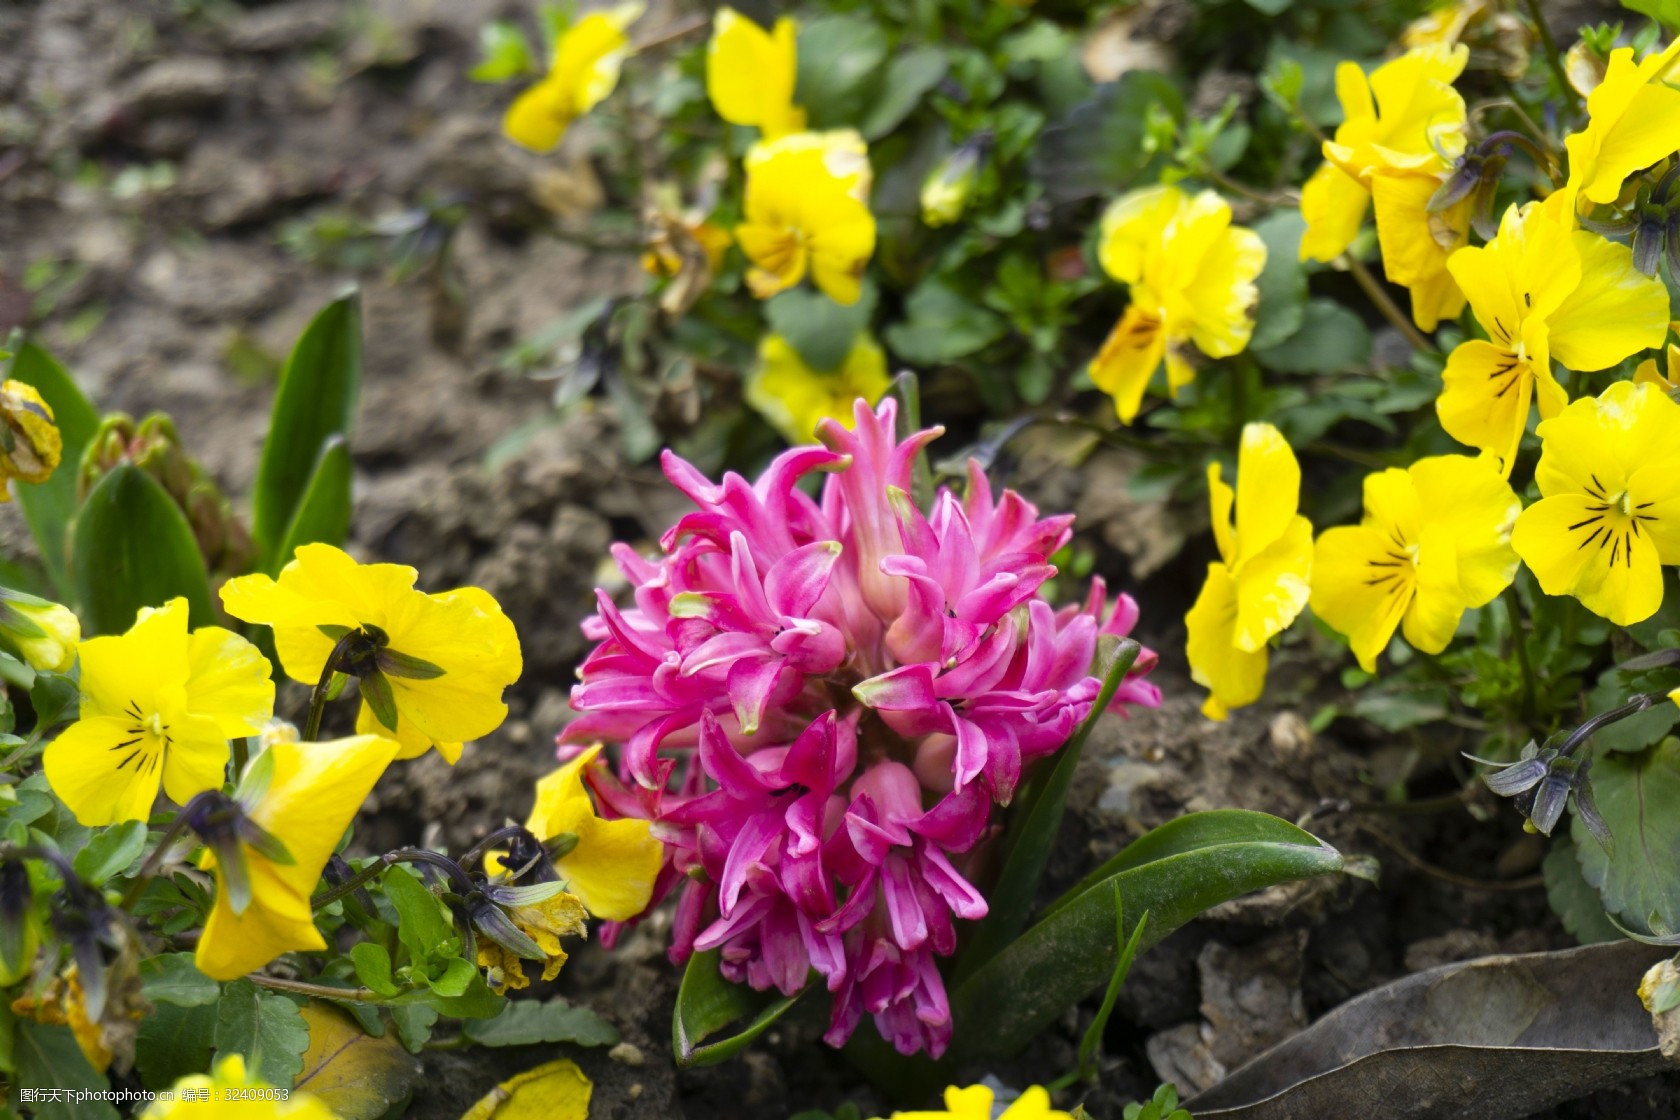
[3,1,1678,1117]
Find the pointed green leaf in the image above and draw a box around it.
[138,952,221,1007]
[252,293,361,566]
[673,948,804,1068]
[213,977,310,1086]
[14,1020,120,1119]
[72,820,148,884]
[463,998,620,1048]
[950,811,1344,1061]
[135,1000,218,1090]
[3,336,102,599]
[268,435,353,575]
[71,463,214,634]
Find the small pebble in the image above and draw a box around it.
[608,1042,646,1067]
[628,1084,643,1099]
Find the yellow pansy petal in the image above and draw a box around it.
[1547,230,1671,372]
[355,702,464,763]
[1090,304,1166,424]
[556,5,641,117]
[1206,461,1236,567]
[77,598,191,719]
[1564,41,1680,205]
[251,734,400,901]
[746,333,889,444]
[1232,422,1301,568]
[503,79,573,153]
[1310,524,1412,672]
[1534,381,1679,496]
[159,718,232,807]
[560,816,663,921]
[1399,522,1463,654]
[196,860,323,981]
[1185,562,1269,719]
[1370,167,1470,330]
[1098,185,1185,282]
[807,209,877,305]
[183,626,274,738]
[380,587,521,747]
[1409,454,1520,606]
[1183,226,1265,360]
[998,1087,1074,1120]
[1512,493,1664,625]
[1436,339,1533,470]
[527,744,606,841]
[43,717,165,825]
[1298,161,1369,263]
[707,9,800,132]
[1628,463,1680,564]
[1233,515,1313,652]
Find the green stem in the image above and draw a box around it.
[311,852,396,910]
[247,975,388,1003]
[1343,253,1434,355]
[310,846,474,910]
[230,737,249,783]
[1520,0,1573,100]
[1504,587,1537,724]
[118,811,198,910]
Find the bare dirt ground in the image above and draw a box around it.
[3,1,1677,1116]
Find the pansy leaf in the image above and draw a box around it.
[135,1001,218,1090]
[463,997,620,1048]
[15,1020,119,1120]
[858,47,947,140]
[673,948,804,1068]
[795,15,888,128]
[1572,737,1680,936]
[138,952,220,1007]
[269,436,353,577]
[71,463,215,634]
[1255,299,1371,374]
[1249,211,1309,350]
[380,864,456,970]
[883,278,1007,366]
[295,1001,423,1120]
[213,978,310,1086]
[252,292,361,569]
[764,284,876,373]
[72,820,147,884]
[1543,835,1621,945]
[349,942,401,998]
[1030,73,1184,204]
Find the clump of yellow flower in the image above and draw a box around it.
[1312,455,1519,670]
[504,3,643,153]
[1437,201,1669,472]
[883,1084,1072,1120]
[489,744,663,922]
[1511,381,1680,627]
[1369,163,1473,331]
[736,131,876,305]
[1562,37,1680,210]
[1185,424,1312,720]
[139,1054,338,1119]
[221,543,522,763]
[477,890,589,995]
[0,379,63,499]
[196,734,398,980]
[42,598,272,826]
[1299,46,1467,266]
[1089,185,1265,424]
[746,333,890,444]
[0,587,79,672]
[706,8,805,138]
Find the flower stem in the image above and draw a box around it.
[459,825,530,871]
[1520,0,1573,101]
[303,632,363,742]
[247,975,388,1003]
[310,846,475,911]
[118,806,202,910]
[1503,587,1536,724]
[1342,253,1434,354]
[311,852,397,910]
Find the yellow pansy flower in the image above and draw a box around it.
[42,598,272,826]
[1312,455,1519,671]
[1089,185,1266,423]
[1370,163,1472,330]
[221,544,522,763]
[0,588,78,672]
[1563,37,1680,208]
[503,3,643,153]
[140,1054,338,1119]
[1511,381,1680,626]
[884,1085,1072,1120]
[746,333,890,445]
[1185,424,1313,720]
[736,131,876,305]
[196,734,398,980]
[1299,45,1468,263]
[1635,331,1680,394]
[1437,202,1670,472]
[706,8,805,139]
[0,379,62,499]
[476,890,588,994]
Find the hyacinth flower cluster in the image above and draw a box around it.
[564,399,1159,1057]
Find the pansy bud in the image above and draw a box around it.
[920,133,990,229]
[0,380,62,497]
[0,854,38,984]
[0,588,79,673]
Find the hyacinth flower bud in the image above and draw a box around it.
[920,132,992,229]
[77,412,258,575]
[0,587,79,673]
[0,379,62,498]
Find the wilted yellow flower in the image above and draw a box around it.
[476,890,588,994]
[1370,164,1472,330]
[706,8,805,138]
[1437,202,1669,472]
[1563,37,1680,208]
[1089,185,1265,423]
[1185,424,1312,720]
[503,3,643,153]
[139,1054,338,1119]
[1511,381,1680,626]
[0,588,78,672]
[1299,46,1468,263]
[9,966,122,1072]
[0,379,62,499]
[884,1085,1073,1120]
[221,544,522,763]
[1312,455,1519,670]
[746,333,890,445]
[196,734,398,980]
[1402,0,1529,77]
[42,598,272,826]
[736,131,876,305]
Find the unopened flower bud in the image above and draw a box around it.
[920,133,991,229]
[0,588,79,673]
[0,380,62,497]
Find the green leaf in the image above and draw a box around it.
[297,1002,424,1119]
[1245,0,1294,14]
[390,1003,439,1053]
[72,820,147,885]
[1572,738,1680,935]
[795,16,889,129]
[214,977,311,1086]
[428,955,479,998]
[269,436,353,576]
[1589,667,1678,752]
[883,279,1007,366]
[71,463,214,634]
[673,948,804,1068]
[394,970,504,1019]
[1543,835,1621,945]
[3,336,102,600]
[949,810,1344,1060]
[139,952,221,1007]
[858,47,948,140]
[470,20,536,81]
[1030,73,1184,204]
[1255,298,1372,374]
[380,864,456,971]
[135,1002,217,1089]
[764,284,877,373]
[1076,891,1146,1079]
[350,942,401,998]
[463,998,621,1047]
[954,639,1142,983]
[1622,0,1680,30]
[14,1020,120,1120]
[251,293,361,568]
[1249,210,1309,350]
